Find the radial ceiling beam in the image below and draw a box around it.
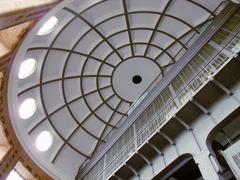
[27,86,112,135]
[122,0,134,56]
[90,100,123,156]
[144,0,172,56]
[78,2,238,176]
[187,0,216,17]
[64,7,124,62]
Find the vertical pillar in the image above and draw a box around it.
[194,149,224,180]
[133,123,138,151]
[169,84,181,108]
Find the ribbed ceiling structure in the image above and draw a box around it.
[8,0,225,179]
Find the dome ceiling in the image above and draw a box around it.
[8,0,225,179]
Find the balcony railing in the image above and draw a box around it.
[78,3,240,180]
[96,0,228,143]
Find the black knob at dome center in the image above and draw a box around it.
[132,75,142,84]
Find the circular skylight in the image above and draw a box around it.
[35,131,53,151]
[37,16,58,35]
[19,98,37,119]
[18,58,36,79]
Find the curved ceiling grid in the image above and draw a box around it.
[8,0,225,179]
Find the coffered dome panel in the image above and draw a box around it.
[8,0,225,179]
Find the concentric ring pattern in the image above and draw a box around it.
[8,0,225,179]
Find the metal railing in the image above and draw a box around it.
[81,10,240,180]
[102,0,229,139]
[78,2,230,176]
[78,3,240,180]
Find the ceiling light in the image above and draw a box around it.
[18,58,36,79]
[19,98,37,119]
[37,16,58,35]
[36,131,53,151]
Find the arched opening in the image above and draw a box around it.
[153,154,202,180]
[207,107,240,180]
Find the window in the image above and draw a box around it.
[18,58,36,79]
[37,16,58,35]
[36,131,53,151]
[19,98,37,119]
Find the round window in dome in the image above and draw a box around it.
[19,98,37,119]
[18,58,36,79]
[37,16,58,35]
[36,131,53,152]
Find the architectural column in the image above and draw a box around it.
[194,149,224,180]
